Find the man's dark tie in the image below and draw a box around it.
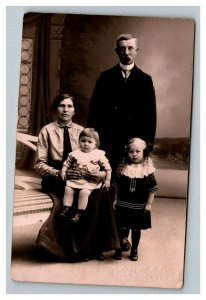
[63,126,72,161]
[123,70,130,81]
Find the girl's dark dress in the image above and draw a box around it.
[115,158,158,230]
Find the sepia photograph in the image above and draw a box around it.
[10,11,195,289]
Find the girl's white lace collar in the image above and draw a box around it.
[121,157,155,178]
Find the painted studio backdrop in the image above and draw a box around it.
[12,13,195,289]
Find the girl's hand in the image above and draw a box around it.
[144,203,152,212]
[113,199,117,210]
[145,192,155,212]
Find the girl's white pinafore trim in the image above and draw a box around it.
[122,157,155,179]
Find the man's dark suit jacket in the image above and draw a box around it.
[87,64,157,170]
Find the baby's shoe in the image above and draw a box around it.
[59,206,71,218]
[70,210,84,223]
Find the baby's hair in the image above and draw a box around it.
[79,128,100,148]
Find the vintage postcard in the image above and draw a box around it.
[11,12,195,289]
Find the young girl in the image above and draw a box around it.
[59,128,112,223]
[113,137,158,261]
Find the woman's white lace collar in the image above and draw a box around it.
[121,157,155,178]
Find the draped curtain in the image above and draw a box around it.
[17,13,52,168]
[23,13,52,136]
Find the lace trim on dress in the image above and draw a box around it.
[121,157,155,178]
[71,149,105,162]
[69,149,105,173]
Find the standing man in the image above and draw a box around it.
[87,33,157,171]
[87,33,157,252]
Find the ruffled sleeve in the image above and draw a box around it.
[95,149,112,171]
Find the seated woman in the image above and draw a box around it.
[34,93,120,262]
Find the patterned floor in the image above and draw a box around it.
[13,189,53,227]
[13,190,53,216]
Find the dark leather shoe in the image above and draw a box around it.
[129,249,138,261]
[59,206,71,218]
[81,257,90,262]
[95,252,105,261]
[121,237,131,252]
[112,249,122,260]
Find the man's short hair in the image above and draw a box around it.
[116,33,138,47]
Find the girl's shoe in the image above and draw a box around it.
[129,248,138,261]
[121,237,131,252]
[112,249,122,260]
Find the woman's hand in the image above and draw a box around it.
[83,170,106,183]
